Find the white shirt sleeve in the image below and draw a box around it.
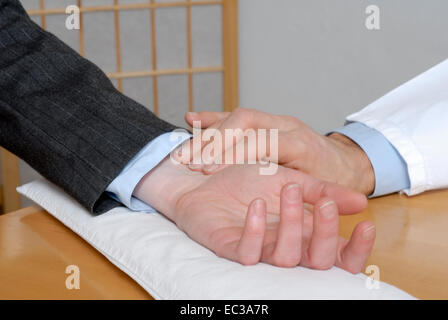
[106,132,191,212]
[346,58,448,195]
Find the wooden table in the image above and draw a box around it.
[0,207,151,300]
[1,189,447,300]
[339,190,448,299]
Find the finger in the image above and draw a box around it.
[187,126,223,168]
[301,208,314,252]
[171,138,195,164]
[207,110,250,162]
[173,136,209,167]
[301,198,339,270]
[202,163,230,174]
[235,198,267,265]
[170,125,209,165]
[286,169,368,215]
[198,108,279,167]
[192,121,228,168]
[266,183,303,267]
[189,108,286,170]
[318,182,368,215]
[185,111,230,128]
[202,136,259,173]
[186,109,287,129]
[336,221,376,274]
[203,124,274,172]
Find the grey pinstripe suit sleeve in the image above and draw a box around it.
[0,0,179,214]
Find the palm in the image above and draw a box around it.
[176,165,284,250]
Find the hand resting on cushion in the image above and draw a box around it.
[133,157,375,273]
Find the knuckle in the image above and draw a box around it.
[232,107,254,125]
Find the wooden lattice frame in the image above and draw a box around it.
[0,0,238,213]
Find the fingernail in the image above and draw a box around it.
[319,200,336,219]
[362,225,376,240]
[187,112,198,118]
[285,184,300,203]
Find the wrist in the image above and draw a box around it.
[133,156,207,221]
[328,133,375,195]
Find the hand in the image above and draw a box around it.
[134,157,375,273]
[179,108,375,195]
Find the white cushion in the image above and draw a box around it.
[17,179,414,299]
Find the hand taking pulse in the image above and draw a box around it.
[180,108,376,195]
[134,157,375,273]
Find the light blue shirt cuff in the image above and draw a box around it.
[106,131,192,212]
[331,122,410,197]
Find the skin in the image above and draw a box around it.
[179,108,376,195]
[133,158,375,273]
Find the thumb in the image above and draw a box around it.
[185,111,229,128]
